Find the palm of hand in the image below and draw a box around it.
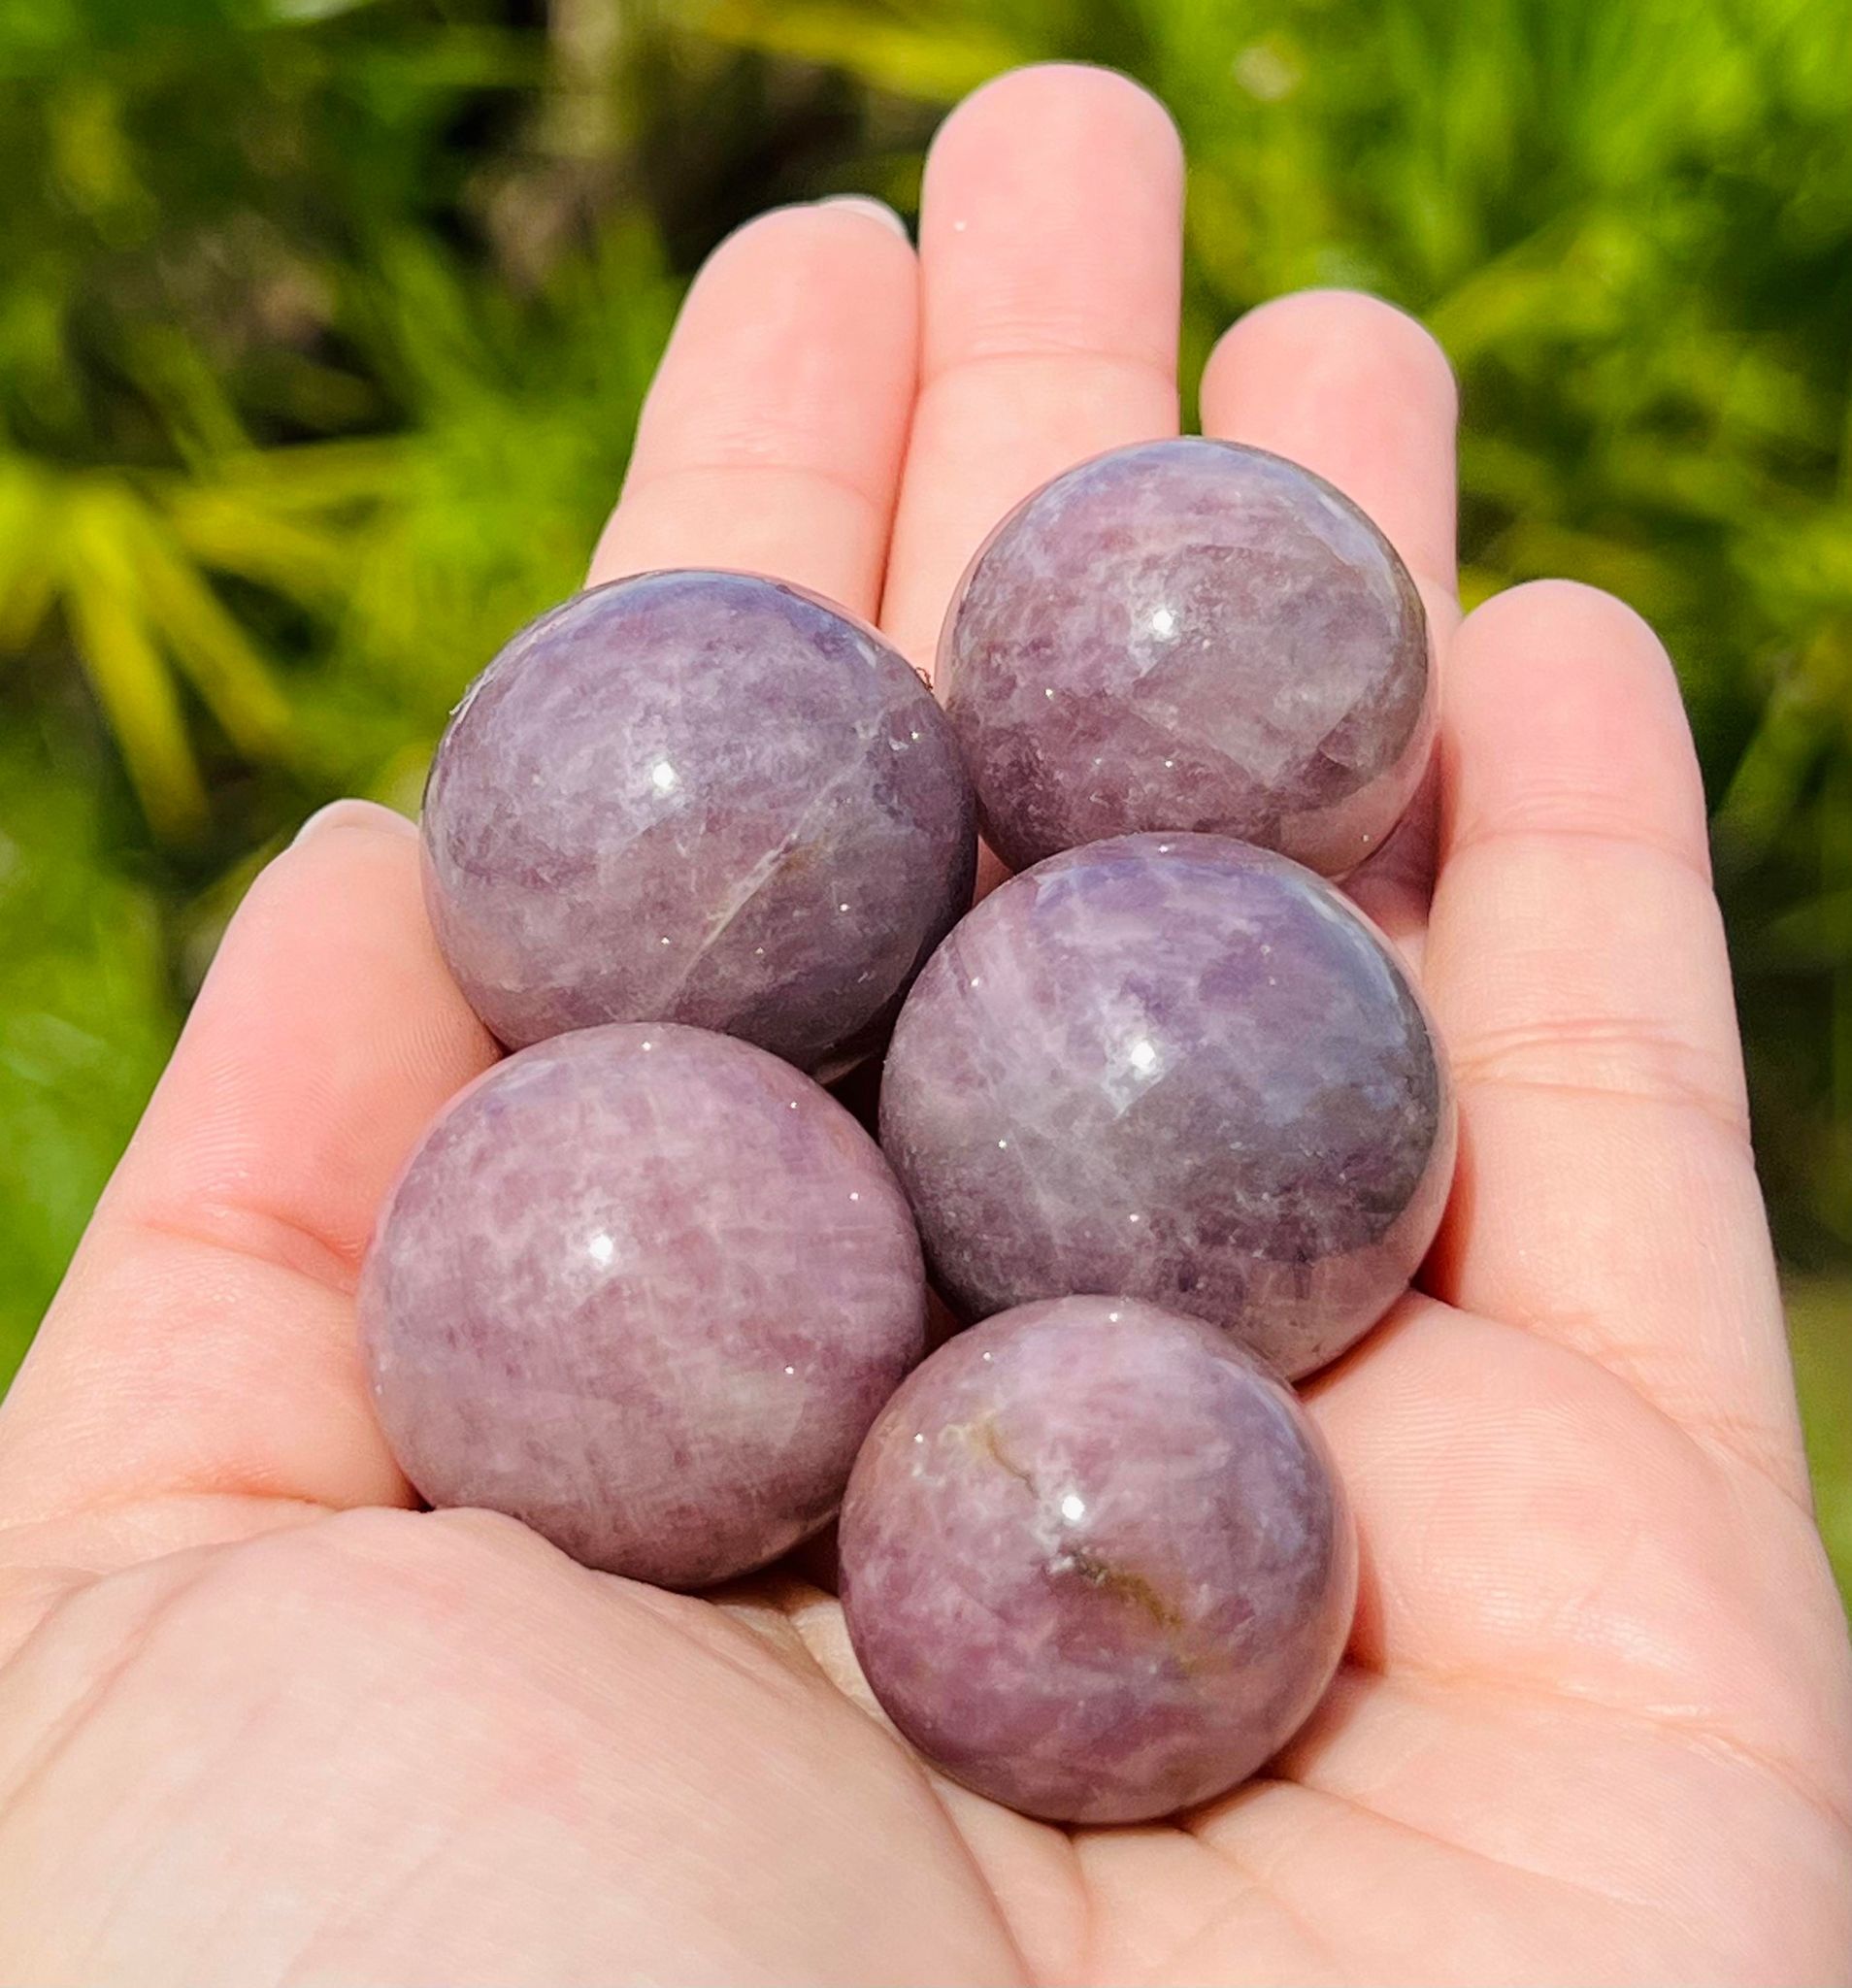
[2,67,1847,1988]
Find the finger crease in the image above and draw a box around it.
[1452,1061,1752,1150]
[1441,815,1713,893]
[617,456,892,528]
[1351,1660,1852,1852]
[916,344,1176,403]
[125,1197,360,1296]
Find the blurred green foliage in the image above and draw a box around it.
[1,0,1848,1587]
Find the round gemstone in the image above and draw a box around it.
[879,832,1454,1377]
[423,570,977,1073]
[359,1023,928,1588]
[840,1297,1357,1824]
[940,438,1433,876]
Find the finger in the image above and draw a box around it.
[1293,1302,1851,1841]
[879,64,1184,671]
[1420,580,1804,1494]
[0,205,922,1541]
[1171,1302,1852,1980]
[0,206,922,1538]
[1199,290,1459,949]
[591,197,918,618]
[0,806,498,1530]
[1199,290,1459,613]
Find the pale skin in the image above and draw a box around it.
[0,65,1847,1986]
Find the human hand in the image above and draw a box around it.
[1,65,1847,1986]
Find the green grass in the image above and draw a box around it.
[1,0,1847,1598]
[1792,1281,1852,1598]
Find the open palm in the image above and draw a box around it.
[2,67,1847,1987]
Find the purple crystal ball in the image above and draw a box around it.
[879,833,1454,1378]
[840,1297,1357,1824]
[422,570,977,1072]
[358,1023,928,1589]
[940,438,1433,877]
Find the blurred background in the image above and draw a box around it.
[1,0,1847,1596]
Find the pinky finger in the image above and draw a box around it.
[1421,581,1803,1494]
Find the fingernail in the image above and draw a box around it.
[292,799,417,847]
[819,194,909,240]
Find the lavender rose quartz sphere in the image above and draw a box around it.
[358,1024,928,1589]
[940,437,1434,877]
[879,833,1454,1379]
[422,570,977,1073]
[840,1298,1357,1824]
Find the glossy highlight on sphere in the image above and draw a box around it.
[840,1298,1357,1824]
[359,1024,928,1589]
[423,570,977,1072]
[879,833,1454,1378]
[940,437,1433,876]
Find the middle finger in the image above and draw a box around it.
[879,64,1186,674]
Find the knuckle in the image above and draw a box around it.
[1450,1005,1751,1144]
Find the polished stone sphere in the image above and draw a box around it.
[359,1024,928,1589]
[423,570,977,1073]
[879,833,1454,1378]
[840,1297,1357,1824]
[940,438,1433,877]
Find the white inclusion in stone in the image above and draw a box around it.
[839,902,851,912]
[1128,1211,1142,1223]
[587,1232,615,1267]
[650,759,678,793]
[848,1190,860,1202]
[784,1365,796,1376]
[1059,1492,1087,1524]
[1149,605,1178,639]
[1101,1035,1164,1112]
